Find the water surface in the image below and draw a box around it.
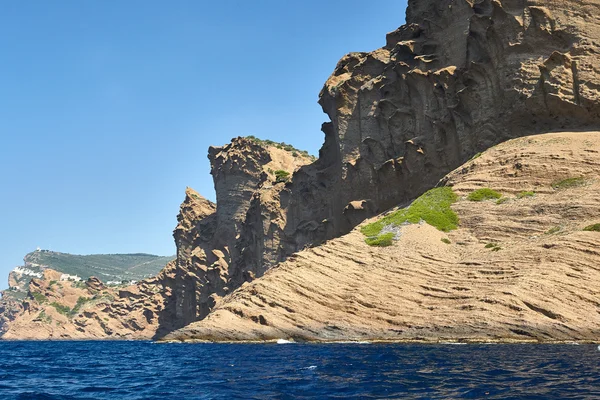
[0,341,598,399]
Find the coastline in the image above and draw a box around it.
[157,338,600,345]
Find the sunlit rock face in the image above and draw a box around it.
[158,0,600,336]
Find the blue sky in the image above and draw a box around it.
[0,0,407,287]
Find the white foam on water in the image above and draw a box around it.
[276,339,294,344]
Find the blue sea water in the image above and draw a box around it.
[0,342,598,399]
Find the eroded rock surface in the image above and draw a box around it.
[159,0,600,338]
[164,132,600,342]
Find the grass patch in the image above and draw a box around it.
[467,188,502,202]
[361,187,459,239]
[517,191,535,199]
[583,224,600,232]
[546,226,561,235]
[70,296,92,316]
[36,310,52,324]
[551,177,586,190]
[274,170,290,183]
[496,197,509,205]
[365,233,395,247]
[31,291,48,304]
[441,238,451,244]
[491,246,502,252]
[470,152,482,161]
[50,302,71,316]
[245,136,316,160]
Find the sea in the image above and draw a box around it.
[0,341,598,399]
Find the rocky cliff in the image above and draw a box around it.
[0,253,173,339]
[164,131,600,342]
[157,0,600,338]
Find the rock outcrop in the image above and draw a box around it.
[157,0,600,338]
[1,268,168,340]
[154,140,315,335]
[164,131,600,342]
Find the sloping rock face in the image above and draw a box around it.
[164,131,600,343]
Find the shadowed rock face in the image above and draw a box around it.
[157,0,600,337]
[287,0,600,250]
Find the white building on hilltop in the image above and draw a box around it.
[60,273,82,282]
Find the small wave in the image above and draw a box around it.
[276,339,294,344]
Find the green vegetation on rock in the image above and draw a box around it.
[361,187,459,246]
[441,238,451,244]
[517,191,535,199]
[50,302,71,316]
[546,226,561,235]
[31,292,48,304]
[245,136,316,160]
[467,188,502,202]
[470,152,482,161]
[485,242,502,251]
[36,310,52,324]
[274,170,291,183]
[552,177,586,190]
[583,224,600,232]
[496,197,509,205]
[365,233,395,247]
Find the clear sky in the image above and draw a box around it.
[0,0,408,288]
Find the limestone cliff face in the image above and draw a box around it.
[157,0,600,337]
[164,131,600,343]
[285,0,600,251]
[155,139,315,334]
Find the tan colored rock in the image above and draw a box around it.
[159,0,600,340]
[1,269,165,340]
[86,277,105,293]
[164,132,600,342]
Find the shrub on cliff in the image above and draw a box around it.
[274,170,290,183]
[50,302,71,316]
